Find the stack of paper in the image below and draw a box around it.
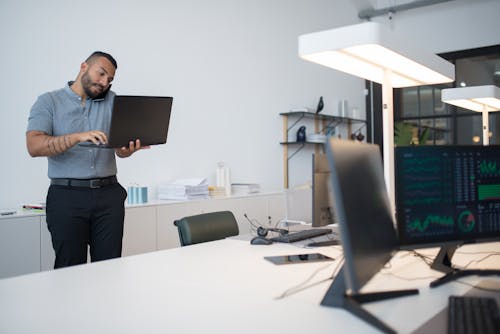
[290,107,313,113]
[231,183,260,195]
[208,186,226,198]
[158,178,209,200]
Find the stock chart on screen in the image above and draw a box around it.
[396,145,500,246]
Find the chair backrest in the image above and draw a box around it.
[173,211,239,246]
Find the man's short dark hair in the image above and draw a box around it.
[86,51,118,69]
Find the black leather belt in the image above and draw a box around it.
[50,176,118,188]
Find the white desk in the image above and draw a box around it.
[0,238,498,334]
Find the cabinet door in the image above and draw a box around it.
[40,216,55,271]
[265,194,286,227]
[157,202,201,250]
[122,206,157,256]
[0,216,41,279]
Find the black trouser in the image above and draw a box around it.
[46,182,127,269]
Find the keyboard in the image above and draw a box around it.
[307,239,340,247]
[271,228,332,243]
[448,295,500,334]
[78,142,112,149]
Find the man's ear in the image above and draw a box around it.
[80,62,88,73]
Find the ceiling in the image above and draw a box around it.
[348,0,499,85]
[350,0,456,19]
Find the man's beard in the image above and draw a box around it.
[81,71,105,99]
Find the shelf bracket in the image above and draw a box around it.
[287,115,305,132]
[287,143,306,161]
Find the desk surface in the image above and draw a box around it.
[0,238,498,334]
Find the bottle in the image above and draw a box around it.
[224,166,231,197]
[216,162,226,187]
[338,99,348,117]
[216,161,232,196]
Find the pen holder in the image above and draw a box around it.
[127,186,148,204]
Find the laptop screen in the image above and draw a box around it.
[108,95,173,148]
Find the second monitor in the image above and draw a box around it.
[312,153,335,227]
[284,153,334,227]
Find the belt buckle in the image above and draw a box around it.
[89,179,101,188]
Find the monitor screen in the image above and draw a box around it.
[324,139,397,293]
[395,145,500,248]
[312,153,335,227]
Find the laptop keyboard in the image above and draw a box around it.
[78,142,112,149]
[271,228,333,243]
[448,295,500,334]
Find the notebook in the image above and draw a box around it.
[79,95,173,148]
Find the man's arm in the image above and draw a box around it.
[26,130,108,157]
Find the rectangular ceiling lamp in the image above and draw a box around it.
[442,85,500,146]
[298,22,455,87]
[442,85,500,112]
[298,21,455,218]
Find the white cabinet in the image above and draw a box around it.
[122,206,157,256]
[266,194,287,227]
[0,215,41,279]
[40,217,55,271]
[157,202,201,250]
[0,192,285,279]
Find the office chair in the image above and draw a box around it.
[173,211,239,246]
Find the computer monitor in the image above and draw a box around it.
[395,145,500,287]
[321,139,417,334]
[283,153,333,227]
[312,153,334,227]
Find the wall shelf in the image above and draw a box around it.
[280,111,366,188]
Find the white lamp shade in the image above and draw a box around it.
[441,85,500,112]
[298,22,455,88]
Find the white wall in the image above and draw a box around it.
[0,0,365,208]
[1,0,499,209]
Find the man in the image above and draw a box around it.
[26,51,146,268]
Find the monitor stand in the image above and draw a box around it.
[321,266,419,334]
[429,244,500,288]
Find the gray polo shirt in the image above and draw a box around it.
[27,82,117,179]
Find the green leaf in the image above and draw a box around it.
[419,128,430,145]
[394,122,414,146]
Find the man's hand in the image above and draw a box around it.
[77,130,108,145]
[115,139,150,158]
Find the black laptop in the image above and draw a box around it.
[79,95,173,148]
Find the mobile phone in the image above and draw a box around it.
[264,253,334,265]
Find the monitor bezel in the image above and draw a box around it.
[395,145,500,250]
